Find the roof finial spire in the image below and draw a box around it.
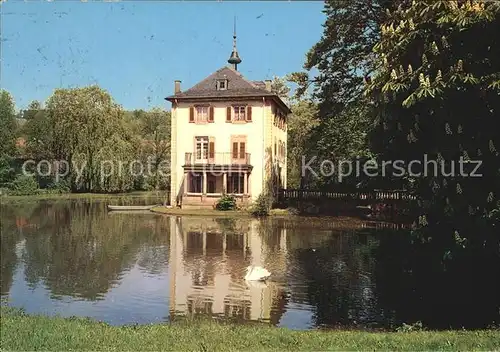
[228,16,242,71]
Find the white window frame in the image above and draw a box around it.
[196,106,208,122]
[195,136,209,161]
[233,106,246,121]
[216,79,228,90]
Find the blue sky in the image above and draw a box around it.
[0,1,325,111]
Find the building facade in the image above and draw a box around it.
[166,33,290,208]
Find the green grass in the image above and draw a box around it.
[1,308,499,351]
[0,191,166,203]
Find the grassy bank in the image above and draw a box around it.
[1,308,499,351]
[0,191,166,203]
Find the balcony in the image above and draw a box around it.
[184,152,251,166]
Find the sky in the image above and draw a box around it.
[0,1,325,111]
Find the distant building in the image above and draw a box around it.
[166,24,290,208]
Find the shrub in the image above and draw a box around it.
[215,194,237,211]
[396,321,425,333]
[46,179,71,194]
[10,175,39,196]
[0,156,15,188]
[251,191,271,217]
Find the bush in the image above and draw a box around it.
[0,156,15,188]
[215,194,237,211]
[10,175,39,196]
[46,179,71,194]
[251,192,271,217]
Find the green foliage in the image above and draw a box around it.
[270,76,292,107]
[297,0,399,112]
[307,102,374,189]
[285,1,396,188]
[22,106,54,160]
[396,321,425,333]
[46,85,130,192]
[366,0,500,257]
[0,156,15,187]
[133,107,171,190]
[4,87,171,194]
[215,194,237,211]
[286,100,320,188]
[1,87,171,195]
[10,175,39,196]
[251,191,271,217]
[0,90,17,158]
[46,179,71,194]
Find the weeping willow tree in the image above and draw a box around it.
[134,107,171,191]
[45,86,142,192]
[366,0,500,261]
[94,127,139,192]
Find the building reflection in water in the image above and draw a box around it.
[168,217,288,324]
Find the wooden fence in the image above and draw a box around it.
[278,188,416,203]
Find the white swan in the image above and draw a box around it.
[244,266,271,281]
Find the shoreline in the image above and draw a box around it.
[0,191,167,203]
[149,206,298,218]
[1,193,405,226]
[1,308,498,351]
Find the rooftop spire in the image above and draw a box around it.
[227,16,242,70]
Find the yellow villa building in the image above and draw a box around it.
[166,28,290,208]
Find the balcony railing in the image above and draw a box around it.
[185,152,251,166]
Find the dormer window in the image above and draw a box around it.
[216,79,228,90]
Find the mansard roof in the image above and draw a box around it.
[165,65,290,113]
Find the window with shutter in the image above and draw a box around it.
[226,106,232,122]
[189,107,194,122]
[233,106,246,121]
[196,106,208,122]
[239,142,245,159]
[232,142,238,158]
[195,136,209,161]
[209,139,215,159]
[208,106,214,122]
[246,106,252,121]
[231,135,247,162]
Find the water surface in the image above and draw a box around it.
[1,198,498,330]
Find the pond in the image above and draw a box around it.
[1,197,499,330]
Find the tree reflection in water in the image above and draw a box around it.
[1,201,498,329]
[2,199,170,301]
